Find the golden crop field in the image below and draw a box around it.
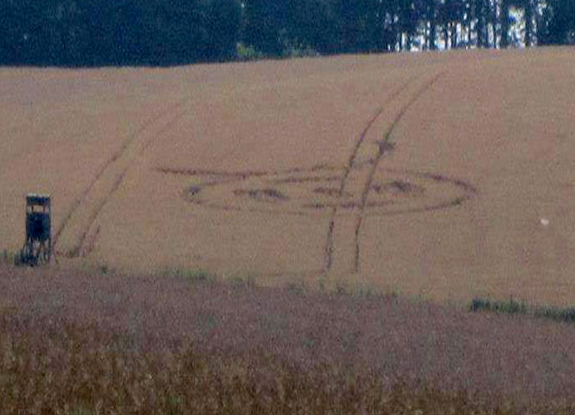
[1,47,575,306]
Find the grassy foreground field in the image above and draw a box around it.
[2,263,575,414]
[2,47,575,305]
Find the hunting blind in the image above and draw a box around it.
[20,194,52,266]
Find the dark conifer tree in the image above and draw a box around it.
[207,0,242,61]
[538,0,575,45]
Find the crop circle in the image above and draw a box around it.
[174,164,476,216]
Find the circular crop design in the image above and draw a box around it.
[168,163,476,217]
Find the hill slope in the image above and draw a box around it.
[1,47,575,305]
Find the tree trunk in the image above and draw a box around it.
[485,0,493,48]
[474,0,483,47]
[500,0,510,48]
[451,22,458,47]
[524,0,533,46]
[467,10,472,47]
[429,4,437,50]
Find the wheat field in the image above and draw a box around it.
[1,47,575,305]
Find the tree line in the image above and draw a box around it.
[0,0,574,66]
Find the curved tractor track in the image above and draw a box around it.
[157,70,476,278]
[53,100,189,259]
[350,71,445,273]
[323,74,418,272]
[325,71,447,273]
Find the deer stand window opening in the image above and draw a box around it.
[20,194,52,266]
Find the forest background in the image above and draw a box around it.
[1,0,574,66]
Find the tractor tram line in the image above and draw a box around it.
[52,98,190,259]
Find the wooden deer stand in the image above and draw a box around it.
[20,194,52,266]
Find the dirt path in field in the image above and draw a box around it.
[53,100,189,258]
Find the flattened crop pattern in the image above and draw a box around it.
[157,72,476,276]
